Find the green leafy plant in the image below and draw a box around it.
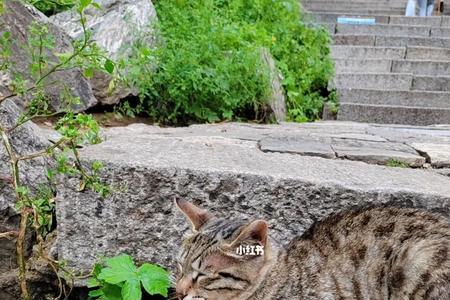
[0,0,117,298]
[123,0,333,124]
[88,254,170,300]
[387,159,409,168]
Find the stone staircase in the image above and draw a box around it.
[304,1,450,125]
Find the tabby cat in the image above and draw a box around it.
[174,199,450,300]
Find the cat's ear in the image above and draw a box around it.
[230,220,268,247]
[174,198,213,231]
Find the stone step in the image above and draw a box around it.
[338,103,450,125]
[331,45,406,59]
[333,34,450,48]
[334,58,450,76]
[412,75,450,91]
[334,58,392,72]
[338,89,450,108]
[55,123,450,275]
[308,8,407,15]
[308,13,449,27]
[336,23,431,37]
[375,35,450,48]
[406,46,450,60]
[331,73,413,90]
[392,59,450,75]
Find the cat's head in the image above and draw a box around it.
[174,198,275,300]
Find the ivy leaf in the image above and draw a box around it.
[98,254,138,284]
[104,59,115,74]
[138,263,170,297]
[122,278,142,300]
[102,283,124,300]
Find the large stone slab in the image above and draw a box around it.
[412,75,450,92]
[55,123,450,276]
[51,0,159,106]
[406,46,450,60]
[331,73,413,90]
[331,45,405,60]
[338,89,450,108]
[334,59,392,73]
[1,1,97,111]
[375,36,450,48]
[389,16,442,27]
[392,60,450,76]
[259,136,335,158]
[336,23,431,37]
[333,34,376,46]
[338,103,450,126]
[412,143,450,167]
[332,138,425,166]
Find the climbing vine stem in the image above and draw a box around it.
[0,0,116,298]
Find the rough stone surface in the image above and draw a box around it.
[260,48,286,122]
[332,139,425,166]
[336,24,431,37]
[54,122,450,277]
[334,59,391,73]
[0,99,50,274]
[331,73,413,90]
[412,143,450,167]
[259,136,335,158]
[1,1,97,112]
[331,45,405,60]
[406,46,450,60]
[51,0,159,106]
[338,89,450,108]
[338,103,450,125]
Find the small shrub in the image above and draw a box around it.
[123,0,333,124]
[88,254,170,300]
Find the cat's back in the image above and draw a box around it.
[281,207,450,299]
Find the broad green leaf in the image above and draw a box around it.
[122,279,142,300]
[102,283,123,300]
[88,288,104,297]
[87,277,101,288]
[138,264,170,297]
[104,59,114,74]
[98,254,138,284]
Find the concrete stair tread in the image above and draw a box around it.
[333,34,450,48]
[334,58,450,63]
[338,103,450,125]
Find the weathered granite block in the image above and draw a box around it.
[54,125,450,278]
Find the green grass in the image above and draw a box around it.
[123,0,334,125]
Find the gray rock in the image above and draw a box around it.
[259,136,335,158]
[51,0,159,106]
[332,138,426,167]
[0,99,51,274]
[1,1,97,112]
[411,143,450,167]
[55,123,450,278]
[260,49,286,122]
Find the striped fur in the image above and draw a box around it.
[175,200,450,300]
